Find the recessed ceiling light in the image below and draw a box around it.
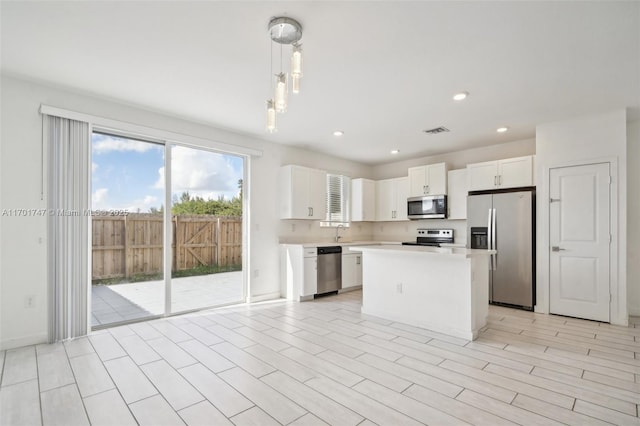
[333,130,344,137]
[390,149,400,154]
[496,127,509,133]
[453,92,468,101]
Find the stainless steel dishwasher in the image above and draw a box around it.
[316,246,342,295]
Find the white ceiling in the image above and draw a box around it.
[2,1,639,165]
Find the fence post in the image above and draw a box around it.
[216,217,221,267]
[174,215,179,271]
[124,215,130,279]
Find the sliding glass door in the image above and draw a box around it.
[90,133,165,326]
[90,132,245,328]
[169,144,244,313]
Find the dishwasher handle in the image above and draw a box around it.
[318,246,342,255]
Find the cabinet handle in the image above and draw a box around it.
[494,176,497,186]
[499,175,502,186]
[423,185,426,194]
[426,185,429,194]
[356,256,361,265]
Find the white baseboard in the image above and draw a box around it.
[249,292,282,303]
[0,332,48,351]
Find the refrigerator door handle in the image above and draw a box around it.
[492,208,497,270]
[487,208,494,270]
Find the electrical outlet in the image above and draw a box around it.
[25,295,35,308]
[254,269,260,278]
[396,283,403,294]
[291,223,296,232]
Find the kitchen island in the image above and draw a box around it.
[350,245,496,341]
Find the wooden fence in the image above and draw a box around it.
[91,214,242,280]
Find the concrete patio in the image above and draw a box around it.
[91,271,244,326]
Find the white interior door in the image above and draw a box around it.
[549,163,610,322]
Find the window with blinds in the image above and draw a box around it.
[322,173,351,226]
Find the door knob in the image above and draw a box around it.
[551,246,566,252]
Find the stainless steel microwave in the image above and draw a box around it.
[407,195,447,219]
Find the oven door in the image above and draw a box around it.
[407,195,447,219]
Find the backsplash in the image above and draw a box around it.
[370,219,468,245]
[278,219,467,245]
[279,220,374,244]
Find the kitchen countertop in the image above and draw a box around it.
[279,241,402,248]
[350,244,495,258]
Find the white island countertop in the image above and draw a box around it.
[356,244,495,340]
[279,241,402,248]
[350,244,496,258]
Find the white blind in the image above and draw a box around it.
[325,174,351,225]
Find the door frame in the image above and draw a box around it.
[538,156,626,325]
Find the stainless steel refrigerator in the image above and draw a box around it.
[467,189,535,310]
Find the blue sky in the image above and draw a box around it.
[91,133,243,212]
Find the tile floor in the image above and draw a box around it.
[2,290,640,425]
[92,271,243,326]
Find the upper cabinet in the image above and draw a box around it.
[351,178,376,222]
[447,169,467,220]
[280,165,327,219]
[467,155,533,191]
[376,177,408,221]
[408,162,448,196]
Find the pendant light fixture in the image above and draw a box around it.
[291,43,303,94]
[266,99,277,133]
[265,16,303,132]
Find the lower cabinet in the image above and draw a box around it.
[302,255,317,297]
[341,252,363,290]
[280,245,318,301]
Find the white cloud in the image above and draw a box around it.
[92,188,109,209]
[155,147,242,201]
[93,135,160,154]
[91,188,162,213]
[92,162,98,173]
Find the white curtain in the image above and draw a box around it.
[46,115,91,342]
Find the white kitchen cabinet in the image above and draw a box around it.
[280,245,317,301]
[467,155,533,191]
[447,169,467,220]
[351,178,376,222]
[341,252,362,290]
[376,176,408,221]
[408,162,448,196]
[303,256,317,297]
[280,165,327,219]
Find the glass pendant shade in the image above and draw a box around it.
[292,74,300,94]
[291,45,303,77]
[266,99,277,133]
[274,73,288,113]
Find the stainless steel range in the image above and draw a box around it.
[402,228,454,247]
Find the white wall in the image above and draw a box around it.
[627,120,640,315]
[0,75,372,349]
[535,109,628,325]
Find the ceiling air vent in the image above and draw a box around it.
[423,126,450,135]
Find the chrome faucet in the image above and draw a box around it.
[334,224,344,242]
